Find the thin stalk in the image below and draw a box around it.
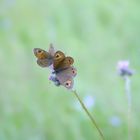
[124,76,132,140]
[73,90,105,140]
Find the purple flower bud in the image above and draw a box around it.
[117,61,133,76]
[49,73,60,86]
[49,64,55,72]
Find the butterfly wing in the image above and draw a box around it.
[57,57,74,71]
[56,66,77,78]
[56,74,74,89]
[33,48,51,59]
[67,66,77,77]
[37,58,53,67]
[34,48,53,67]
[49,72,74,89]
[55,66,77,89]
[62,79,74,89]
[53,51,65,70]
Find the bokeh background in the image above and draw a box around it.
[0,0,140,140]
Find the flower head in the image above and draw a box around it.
[117,60,133,77]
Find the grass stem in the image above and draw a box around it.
[73,90,105,140]
[124,76,132,140]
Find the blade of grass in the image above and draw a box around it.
[73,90,105,140]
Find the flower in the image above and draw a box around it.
[49,73,61,86]
[109,116,122,127]
[117,60,133,76]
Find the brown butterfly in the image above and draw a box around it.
[33,44,55,67]
[49,51,76,89]
[33,44,77,89]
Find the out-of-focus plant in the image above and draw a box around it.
[117,60,134,140]
[33,44,105,140]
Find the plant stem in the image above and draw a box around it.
[73,90,105,140]
[124,76,132,140]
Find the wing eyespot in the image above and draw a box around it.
[66,83,69,86]
[65,80,71,88]
[56,54,60,58]
[37,50,43,53]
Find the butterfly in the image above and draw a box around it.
[33,44,56,68]
[49,51,77,89]
[33,44,77,90]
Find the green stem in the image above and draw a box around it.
[124,76,132,140]
[73,90,105,140]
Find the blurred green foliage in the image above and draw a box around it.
[0,0,140,140]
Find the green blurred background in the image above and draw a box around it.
[0,0,140,140]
